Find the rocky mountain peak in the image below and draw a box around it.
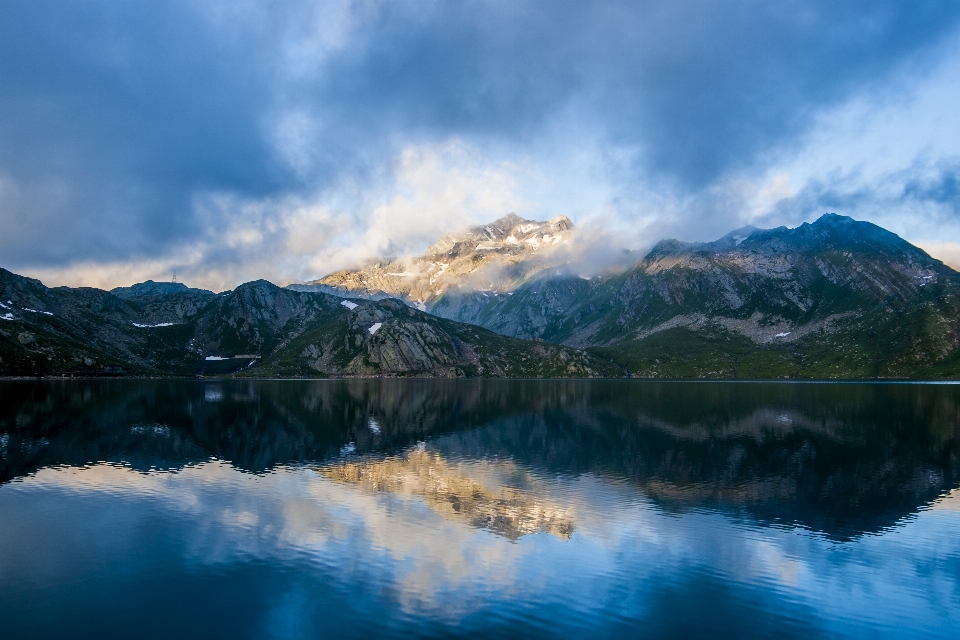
[792,213,915,252]
[296,212,578,309]
[424,213,575,257]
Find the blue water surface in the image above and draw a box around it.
[0,379,958,638]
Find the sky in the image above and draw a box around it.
[2,0,960,291]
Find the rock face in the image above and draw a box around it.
[0,270,623,378]
[264,297,620,378]
[292,212,575,311]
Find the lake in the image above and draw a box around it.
[1,379,958,638]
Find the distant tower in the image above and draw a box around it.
[172,271,177,284]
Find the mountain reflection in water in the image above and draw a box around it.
[321,447,575,540]
[2,379,958,539]
[1,379,959,638]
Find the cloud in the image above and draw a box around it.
[2,1,960,286]
[747,159,960,249]
[24,141,534,291]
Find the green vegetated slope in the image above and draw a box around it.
[0,270,621,378]
[431,214,960,378]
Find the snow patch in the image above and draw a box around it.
[132,322,175,328]
[517,224,539,234]
[23,308,53,316]
[368,323,382,335]
[0,301,9,309]
[0,313,14,321]
[340,300,358,310]
[775,332,791,338]
[429,262,450,284]
[368,417,381,434]
[205,356,228,361]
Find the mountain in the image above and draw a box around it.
[0,269,622,378]
[7,212,960,379]
[426,214,960,378]
[292,212,576,310]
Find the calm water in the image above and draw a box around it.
[1,380,958,639]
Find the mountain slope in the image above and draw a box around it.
[0,268,199,375]
[393,214,960,378]
[0,270,622,378]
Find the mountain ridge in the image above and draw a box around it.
[0,268,622,378]
[454,213,960,377]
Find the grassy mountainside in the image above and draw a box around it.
[0,270,622,378]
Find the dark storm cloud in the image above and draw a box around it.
[0,1,288,264]
[1,0,959,272]
[308,1,960,185]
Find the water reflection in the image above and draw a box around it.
[1,380,959,637]
[1,379,958,539]
[321,446,575,540]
